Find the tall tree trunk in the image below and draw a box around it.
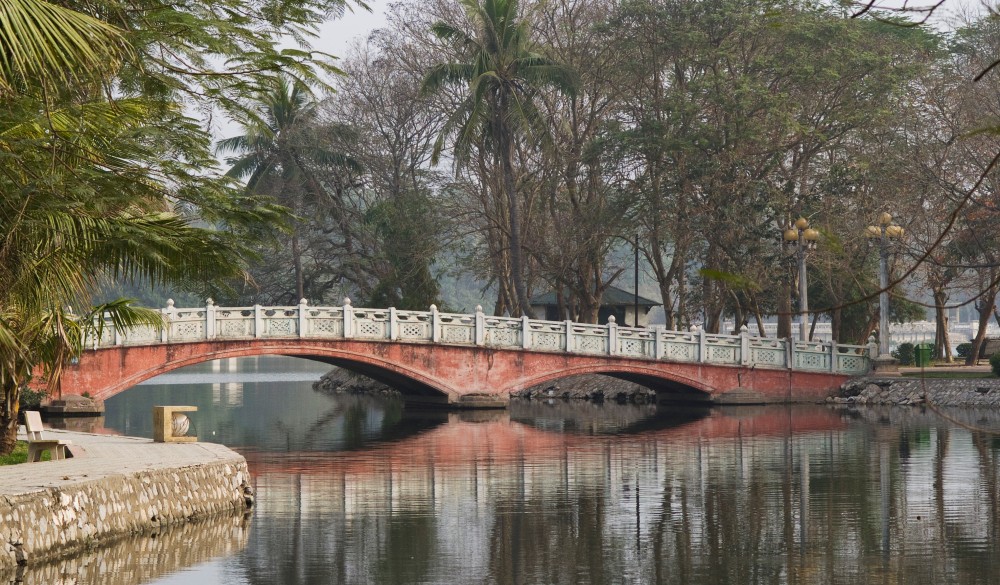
[291,230,305,302]
[777,277,792,340]
[500,124,535,318]
[1,381,20,455]
[933,288,952,362]
[969,296,997,365]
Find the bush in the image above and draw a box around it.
[957,343,973,359]
[893,342,915,366]
[991,353,1000,377]
[18,387,47,411]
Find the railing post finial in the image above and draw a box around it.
[343,297,351,307]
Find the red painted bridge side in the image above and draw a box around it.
[55,339,853,406]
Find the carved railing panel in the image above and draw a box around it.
[304,307,344,337]
[352,308,390,340]
[570,324,608,355]
[748,338,786,368]
[261,307,299,337]
[215,307,255,338]
[484,316,523,348]
[661,331,699,362]
[439,313,475,345]
[617,328,655,358]
[396,310,432,341]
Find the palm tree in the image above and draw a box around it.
[422,0,576,317]
[218,77,360,302]
[0,0,128,94]
[0,2,247,454]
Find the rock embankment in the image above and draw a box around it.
[511,375,657,404]
[313,368,400,397]
[833,377,1000,407]
[314,368,657,404]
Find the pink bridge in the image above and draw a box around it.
[57,300,872,407]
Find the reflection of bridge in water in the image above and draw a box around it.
[60,300,872,406]
[243,406,847,477]
[242,407,1000,585]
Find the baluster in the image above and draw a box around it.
[343,297,354,338]
[206,298,216,339]
[696,326,706,363]
[298,298,308,338]
[565,320,573,352]
[740,325,750,365]
[475,305,485,346]
[389,307,398,341]
[161,299,174,343]
[253,304,263,338]
[430,304,440,342]
[608,316,617,355]
[829,342,837,372]
[654,325,664,360]
[522,316,531,349]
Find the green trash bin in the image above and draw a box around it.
[914,343,933,367]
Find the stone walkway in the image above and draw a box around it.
[0,428,243,496]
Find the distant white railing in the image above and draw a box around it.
[86,298,874,375]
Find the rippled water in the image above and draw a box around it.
[19,357,1000,584]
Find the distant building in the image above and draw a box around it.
[529,285,661,327]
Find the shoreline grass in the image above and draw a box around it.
[0,441,51,465]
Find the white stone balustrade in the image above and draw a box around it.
[85,299,873,375]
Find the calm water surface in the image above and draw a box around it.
[18,357,1000,584]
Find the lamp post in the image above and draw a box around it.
[866,212,904,371]
[783,217,819,341]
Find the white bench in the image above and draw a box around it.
[24,411,72,462]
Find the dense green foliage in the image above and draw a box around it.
[990,352,1000,377]
[894,343,916,366]
[0,0,359,453]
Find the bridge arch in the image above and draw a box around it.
[78,342,459,403]
[507,363,714,399]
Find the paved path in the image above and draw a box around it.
[0,428,243,496]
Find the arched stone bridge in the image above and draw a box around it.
[59,300,872,407]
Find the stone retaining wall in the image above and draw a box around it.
[1,512,249,584]
[0,458,251,569]
[835,377,1000,407]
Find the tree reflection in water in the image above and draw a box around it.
[82,357,1000,584]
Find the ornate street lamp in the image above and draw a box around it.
[783,217,820,341]
[866,212,905,372]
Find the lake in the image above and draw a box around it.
[23,356,1000,584]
